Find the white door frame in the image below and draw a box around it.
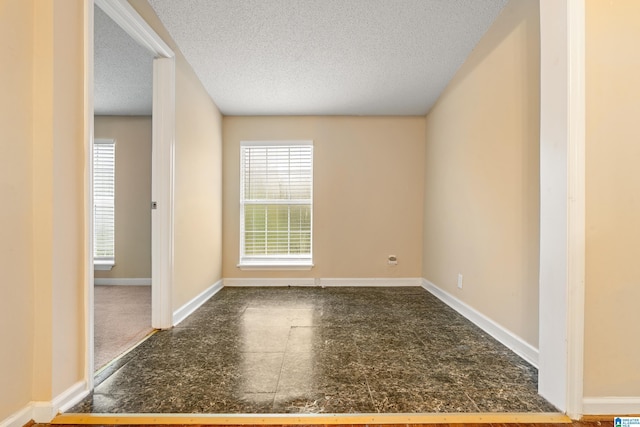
[538,0,585,419]
[85,0,175,388]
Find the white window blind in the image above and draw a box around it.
[240,141,313,268]
[93,139,115,265]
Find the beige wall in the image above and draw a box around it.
[129,0,224,310]
[584,0,640,397]
[94,116,152,279]
[35,0,86,400]
[223,116,425,279]
[172,52,223,309]
[0,0,35,418]
[1,0,86,418]
[422,0,540,346]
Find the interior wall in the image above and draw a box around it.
[222,116,426,279]
[129,0,224,311]
[94,116,152,280]
[43,0,86,400]
[584,0,640,398]
[0,0,35,419]
[0,0,88,408]
[422,0,540,346]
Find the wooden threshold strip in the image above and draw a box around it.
[52,412,571,425]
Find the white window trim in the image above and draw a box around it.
[94,258,115,271]
[238,140,314,270]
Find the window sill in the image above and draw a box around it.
[94,260,115,271]
[237,260,314,271]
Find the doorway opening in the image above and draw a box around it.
[87,0,175,385]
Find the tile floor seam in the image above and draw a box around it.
[464,390,482,412]
[271,325,294,411]
[355,334,378,413]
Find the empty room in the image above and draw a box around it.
[73,0,556,416]
[2,0,640,425]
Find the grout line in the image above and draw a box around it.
[353,330,378,413]
[270,327,292,411]
[464,391,482,412]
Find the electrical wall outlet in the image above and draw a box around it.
[388,255,397,265]
[457,273,463,289]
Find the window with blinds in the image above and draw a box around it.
[239,141,313,268]
[93,139,116,267]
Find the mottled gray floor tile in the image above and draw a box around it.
[273,386,375,414]
[277,351,365,394]
[174,307,244,329]
[353,326,425,352]
[237,352,283,393]
[69,286,556,414]
[466,387,558,412]
[236,393,277,412]
[371,389,478,413]
[286,326,358,353]
[370,389,480,413]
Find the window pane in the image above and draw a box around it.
[93,141,115,259]
[240,142,313,262]
[242,145,313,201]
[243,204,312,256]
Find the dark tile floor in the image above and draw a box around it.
[69,286,557,414]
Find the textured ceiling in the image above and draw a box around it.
[148,0,508,116]
[94,5,155,116]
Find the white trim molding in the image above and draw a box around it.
[55,380,91,414]
[422,279,539,368]
[237,263,314,271]
[84,0,96,394]
[538,0,586,418]
[320,277,422,287]
[565,0,587,419]
[224,278,316,287]
[173,280,224,326]
[151,55,176,330]
[582,397,640,416]
[223,277,423,287]
[94,0,173,57]
[94,278,152,286]
[93,261,114,271]
[0,380,90,426]
[0,405,32,427]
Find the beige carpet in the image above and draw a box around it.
[94,285,153,371]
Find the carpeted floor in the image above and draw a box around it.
[94,285,153,371]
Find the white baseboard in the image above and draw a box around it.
[54,380,89,414]
[173,280,223,326]
[0,405,32,427]
[31,402,56,424]
[421,278,539,368]
[94,278,151,286]
[319,277,422,287]
[1,380,88,426]
[223,278,316,287]
[583,397,640,415]
[223,277,422,287]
